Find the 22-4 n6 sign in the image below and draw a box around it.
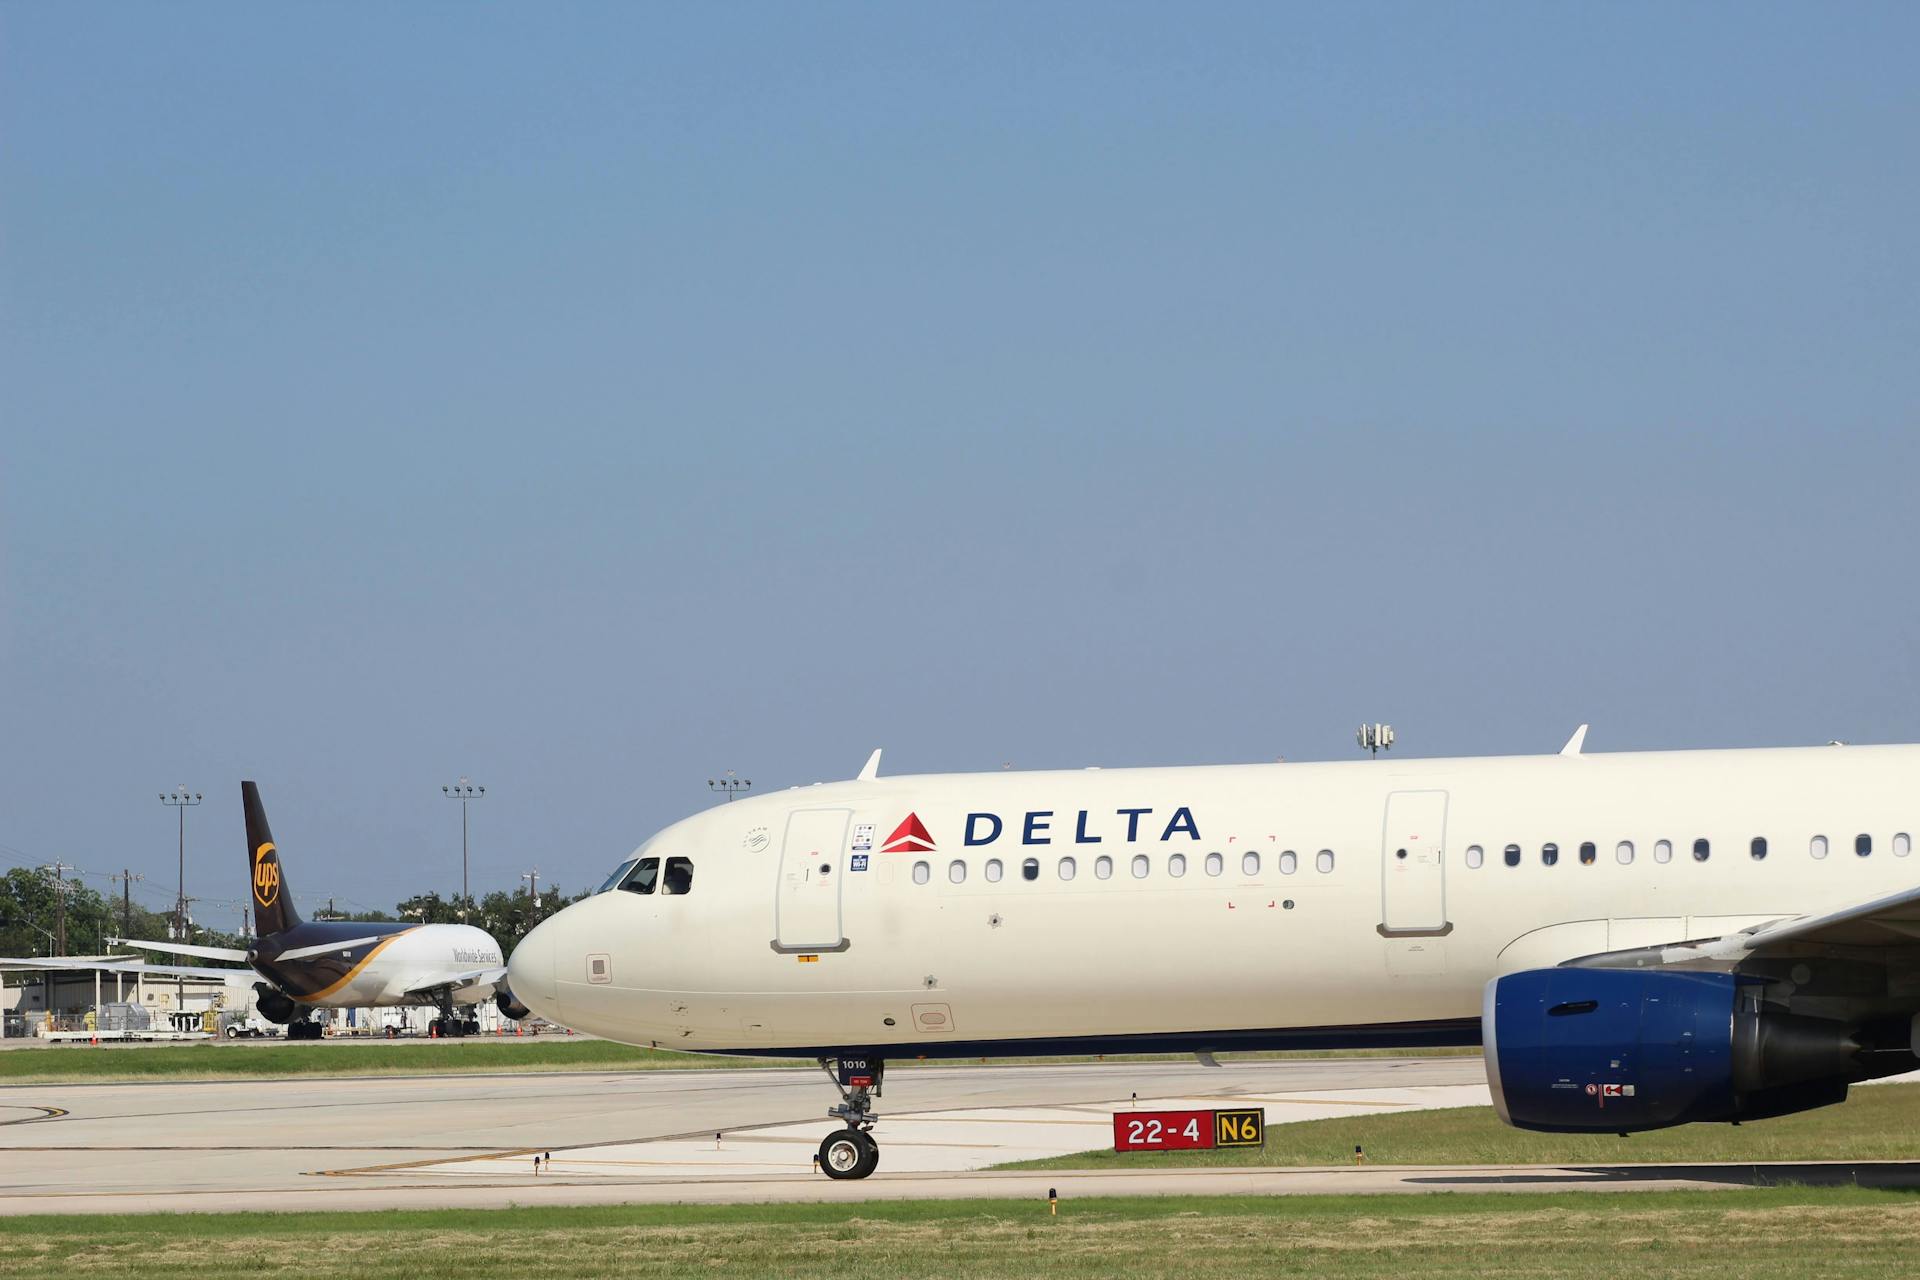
[1112,1108,1265,1152]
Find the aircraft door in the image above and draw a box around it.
[773,808,851,953]
[1379,790,1451,936]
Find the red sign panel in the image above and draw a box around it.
[1112,1109,1216,1152]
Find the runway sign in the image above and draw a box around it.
[1112,1107,1264,1152]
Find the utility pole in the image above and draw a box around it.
[521,867,540,907]
[160,786,203,940]
[707,770,751,803]
[442,777,485,922]
[40,862,73,957]
[111,869,143,940]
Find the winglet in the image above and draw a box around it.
[857,749,883,782]
[1559,724,1589,756]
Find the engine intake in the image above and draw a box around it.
[1485,968,1863,1132]
[253,983,297,1026]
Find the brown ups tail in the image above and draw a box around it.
[242,781,302,937]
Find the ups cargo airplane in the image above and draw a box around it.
[115,782,522,1038]
[508,737,1920,1179]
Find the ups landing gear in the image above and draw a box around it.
[428,991,480,1038]
[816,1056,883,1180]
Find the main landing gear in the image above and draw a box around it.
[428,991,480,1039]
[816,1056,883,1180]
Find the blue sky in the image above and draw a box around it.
[3,4,1916,925]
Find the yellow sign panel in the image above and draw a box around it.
[1214,1108,1265,1148]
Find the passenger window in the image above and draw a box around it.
[662,856,694,895]
[985,858,1003,883]
[1693,838,1710,862]
[1750,837,1767,861]
[1616,841,1634,865]
[1316,850,1335,873]
[1095,855,1114,879]
[1131,854,1150,879]
[1058,856,1076,881]
[619,858,660,895]
[1022,858,1040,882]
[913,861,931,885]
[1168,853,1187,878]
[1203,852,1222,877]
[598,858,640,894]
[949,860,967,884]
[1579,842,1596,865]
[1896,833,1912,858]
[1503,844,1521,867]
[1654,839,1673,864]
[1541,843,1559,867]
[1856,834,1872,857]
[1241,851,1260,876]
[1465,845,1483,869]
[1810,835,1828,860]
[1279,850,1298,875]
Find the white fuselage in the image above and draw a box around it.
[277,923,503,1009]
[510,745,1920,1054]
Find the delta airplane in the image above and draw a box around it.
[508,737,1920,1179]
[115,782,523,1038]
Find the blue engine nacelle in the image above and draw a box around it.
[1485,968,1861,1132]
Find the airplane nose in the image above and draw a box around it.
[508,915,560,1020]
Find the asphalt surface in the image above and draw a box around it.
[6,1054,1916,1215]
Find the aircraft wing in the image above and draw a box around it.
[400,966,509,1000]
[107,937,251,963]
[1564,883,1920,972]
[1737,884,1920,950]
[0,956,255,982]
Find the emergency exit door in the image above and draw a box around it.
[1379,790,1450,936]
[774,808,851,953]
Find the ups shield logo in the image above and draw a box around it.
[253,843,280,907]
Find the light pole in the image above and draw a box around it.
[707,770,751,803]
[160,786,202,940]
[442,777,484,922]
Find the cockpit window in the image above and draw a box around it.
[619,857,660,895]
[662,856,694,895]
[597,858,640,894]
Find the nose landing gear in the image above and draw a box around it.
[816,1056,883,1180]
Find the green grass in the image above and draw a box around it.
[0,1039,798,1082]
[1,1188,1916,1278]
[1004,1081,1920,1170]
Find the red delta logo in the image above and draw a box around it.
[882,813,936,854]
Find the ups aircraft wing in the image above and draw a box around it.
[400,966,508,1001]
[106,937,251,963]
[0,956,254,981]
[1564,882,1920,972]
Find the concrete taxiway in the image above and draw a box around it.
[6,1056,1917,1215]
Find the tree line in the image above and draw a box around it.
[0,866,585,961]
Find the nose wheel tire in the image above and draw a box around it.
[818,1129,879,1180]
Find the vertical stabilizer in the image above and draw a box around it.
[243,781,302,937]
